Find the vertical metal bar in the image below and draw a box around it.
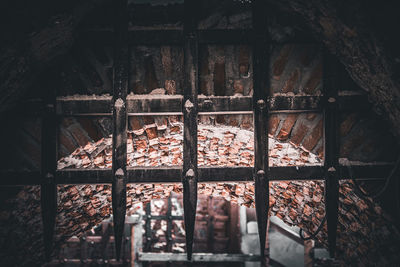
[80,236,87,264]
[41,73,57,261]
[112,0,129,261]
[145,203,152,251]
[323,50,340,258]
[183,0,199,261]
[252,0,270,265]
[166,197,173,252]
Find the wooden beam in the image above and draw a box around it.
[182,0,199,261]
[252,0,270,264]
[111,0,128,260]
[323,51,340,258]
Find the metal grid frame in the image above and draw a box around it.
[0,0,396,264]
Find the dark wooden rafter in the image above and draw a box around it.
[182,0,199,261]
[41,72,58,261]
[323,51,340,258]
[252,0,270,264]
[111,0,129,260]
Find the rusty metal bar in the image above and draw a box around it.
[111,0,129,260]
[323,51,340,258]
[182,0,199,261]
[41,73,58,261]
[252,0,270,264]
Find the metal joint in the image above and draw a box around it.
[114,98,125,109]
[328,97,336,103]
[257,99,266,110]
[202,99,213,110]
[257,169,265,177]
[185,168,195,179]
[115,168,125,177]
[45,172,54,180]
[184,99,194,113]
[327,166,336,172]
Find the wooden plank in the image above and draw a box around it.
[323,51,340,258]
[111,0,128,260]
[252,0,270,264]
[182,0,199,261]
[138,252,261,262]
[41,75,58,261]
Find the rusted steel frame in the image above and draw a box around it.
[182,0,199,261]
[323,51,340,258]
[112,0,129,261]
[41,75,58,261]
[252,0,270,264]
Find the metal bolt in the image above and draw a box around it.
[147,215,152,219]
[328,166,336,172]
[45,173,54,180]
[126,237,130,241]
[257,170,265,176]
[184,99,194,113]
[114,98,125,108]
[257,99,266,109]
[328,97,336,103]
[115,168,124,177]
[186,168,195,178]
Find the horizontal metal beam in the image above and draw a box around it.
[80,29,316,45]
[0,163,393,186]
[138,252,261,262]
[54,94,370,116]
